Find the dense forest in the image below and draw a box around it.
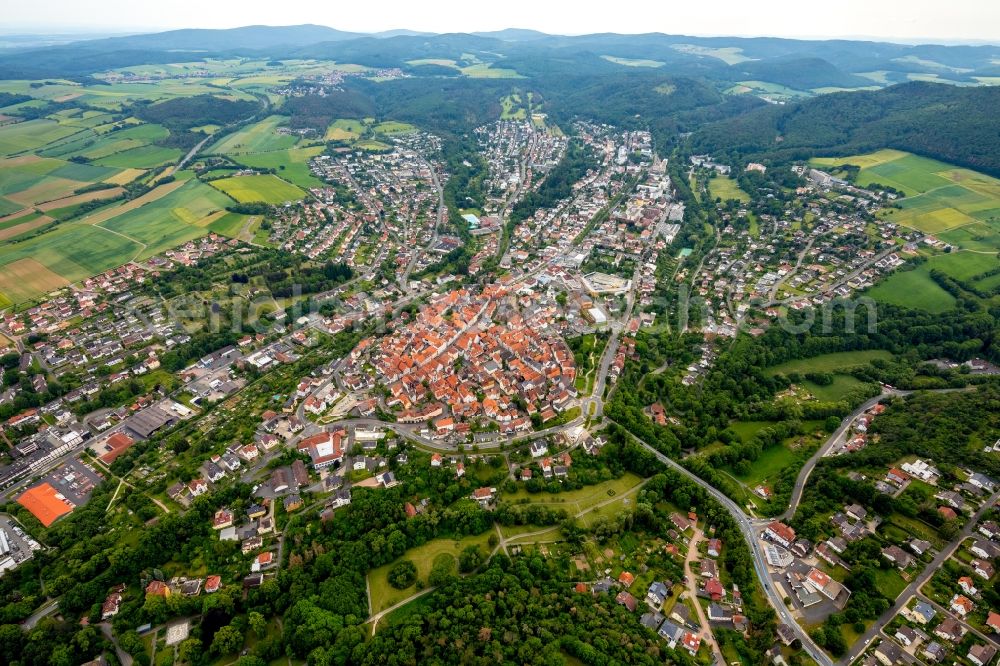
[692,82,1000,177]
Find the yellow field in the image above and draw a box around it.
[37,187,124,212]
[0,258,69,301]
[324,118,364,141]
[811,149,909,170]
[103,168,144,185]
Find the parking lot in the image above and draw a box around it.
[0,514,42,569]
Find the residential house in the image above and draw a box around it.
[970,644,998,666]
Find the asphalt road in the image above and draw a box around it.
[615,425,834,666]
[841,485,1000,664]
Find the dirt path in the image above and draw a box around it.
[684,527,726,665]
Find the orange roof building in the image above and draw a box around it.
[99,432,135,464]
[17,482,75,527]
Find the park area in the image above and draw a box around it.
[366,532,493,613]
[708,174,750,203]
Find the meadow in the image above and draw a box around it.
[708,174,750,203]
[207,115,298,155]
[366,532,494,613]
[209,173,306,204]
[324,118,364,141]
[764,350,892,376]
[811,150,1000,244]
[867,251,1000,311]
[234,146,326,189]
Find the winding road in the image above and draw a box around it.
[612,423,835,666]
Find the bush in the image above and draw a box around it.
[387,560,417,589]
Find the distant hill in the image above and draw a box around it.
[691,81,1000,177]
[0,24,997,88]
[78,24,363,51]
[470,29,552,42]
[724,57,874,90]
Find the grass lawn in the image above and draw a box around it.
[499,473,645,516]
[367,532,493,613]
[801,374,868,402]
[765,350,892,376]
[708,174,750,203]
[210,174,306,204]
[729,421,774,442]
[872,567,907,600]
[730,444,795,486]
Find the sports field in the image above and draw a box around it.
[210,173,305,204]
[811,150,1000,247]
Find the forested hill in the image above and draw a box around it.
[690,82,1000,177]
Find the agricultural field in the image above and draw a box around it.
[867,250,1000,311]
[670,44,752,65]
[234,146,326,189]
[207,115,298,155]
[0,224,141,303]
[366,532,494,613]
[811,150,1000,247]
[324,118,364,141]
[209,173,305,204]
[97,178,230,257]
[708,174,750,203]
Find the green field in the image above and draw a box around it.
[0,119,80,156]
[367,532,493,613]
[708,174,750,203]
[811,150,1000,246]
[730,443,796,486]
[802,375,869,402]
[500,94,526,120]
[94,144,181,169]
[325,118,365,141]
[498,473,644,516]
[372,121,417,136]
[0,224,141,303]
[206,212,249,238]
[208,115,298,155]
[98,178,230,257]
[209,174,305,204]
[234,146,326,189]
[867,251,1000,311]
[765,350,893,376]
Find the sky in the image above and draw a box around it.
[3,0,1000,43]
